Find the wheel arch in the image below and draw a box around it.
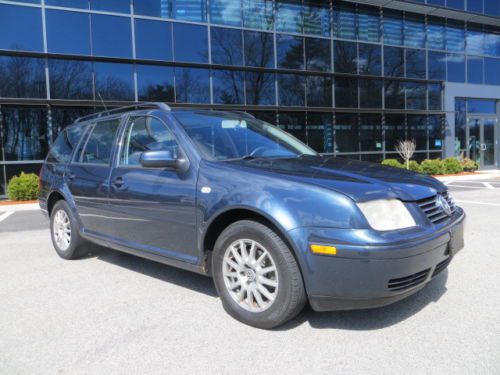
[47,190,66,217]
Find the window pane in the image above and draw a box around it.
[0,4,43,52]
[467,99,496,113]
[80,119,120,165]
[454,99,466,151]
[277,35,304,70]
[50,107,93,139]
[307,112,333,153]
[428,115,443,150]
[446,23,465,52]
[358,7,379,42]
[90,0,130,13]
[335,113,358,153]
[171,0,206,21]
[94,62,135,101]
[243,0,273,30]
[359,114,382,152]
[385,80,405,109]
[277,112,306,142]
[335,77,358,108]
[333,3,356,40]
[212,70,244,104]
[404,15,425,48]
[133,0,170,17]
[276,0,302,33]
[91,14,132,58]
[120,117,178,166]
[467,28,485,56]
[446,0,464,10]
[383,11,403,46]
[306,76,332,107]
[359,79,382,108]
[447,54,465,83]
[244,31,274,68]
[385,114,405,152]
[173,23,208,63]
[485,1,500,16]
[210,0,242,26]
[467,56,484,84]
[136,64,174,102]
[175,67,210,103]
[49,59,93,99]
[428,0,445,5]
[358,43,381,75]
[427,19,445,50]
[1,107,48,161]
[305,37,331,72]
[428,51,446,80]
[485,58,500,85]
[0,56,46,99]
[135,19,172,61]
[211,27,243,66]
[303,0,330,37]
[334,40,357,74]
[484,31,500,57]
[278,74,305,106]
[245,72,275,105]
[46,10,90,55]
[467,0,483,12]
[407,115,427,150]
[47,127,85,164]
[406,82,426,110]
[384,46,404,77]
[46,0,89,9]
[428,83,442,111]
[405,48,426,79]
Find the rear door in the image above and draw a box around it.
[106,115,198,263]
[65,117,122,237]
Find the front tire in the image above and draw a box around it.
[50,200,87,260]
[212,220,306,329]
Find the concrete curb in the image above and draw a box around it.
[435,172,500,182]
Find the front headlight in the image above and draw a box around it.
[357,199,416,231]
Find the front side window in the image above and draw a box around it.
[80,119,120,165]
[120,117,179,166]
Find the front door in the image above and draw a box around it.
[467,117,498,169]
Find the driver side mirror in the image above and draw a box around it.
[139,150,188,172]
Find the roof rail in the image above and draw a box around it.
[75,102,171,123]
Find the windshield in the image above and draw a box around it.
[173,112,317,161]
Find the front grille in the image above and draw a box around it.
[432,257,451,277]
[388,268,431,291]
[416,191,456,225]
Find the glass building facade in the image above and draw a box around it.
[1,0,500,196]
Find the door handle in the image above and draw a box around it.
[66,172,76,181]
[112,176,125,188]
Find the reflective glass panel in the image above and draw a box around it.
[49,59,93,99]
[171,0,206,21]
[91,14,132,58]
[484,32,500,57]
[404,15,425,48]
[212,70,245,104]
[358,43,381,76]
[245,72,275,105]
[385,80,405,109]
[485,1,500,16]
[277,112,306,142]
[467,56,484,84]
[384,46,404,77]
[446,0,464,10]
[243,0,273,30]
[244,31,274,68]
[334,41,357,74]
[90,0,130,13]
[467,99,496,114]
[94,62,135,101]
[47,126,86,164]
[133,0,170,18]
[135,19,172,61]
[307,112,333,153]
[276,0,302,33]
[175,67,210,103]
[385,114,405,151]
[406,82,426,110]
[428,115,443,150]
[278,74,305,106]
[46,0,89,9]
[306,76,332,107]
[46,10,90,55]
[277,35,304,70]
[303,1,330,37]
[467,0,483,13]
[359,79,382,108]
[428,83,442,111]
[383,11,403,46]
[466,28,485,56]
[427,20,445,50]
[211,27,243,66]
[305,38,331,72]
[407,115,427,150]
[80,119,121,165]
[0,4,43,52]
[447,54,465,83]
[485,58,500,85]
[333,4,356,40]
[359,114,382,152]
[446,23,465,52]
[454,100,466,151]
[0,56,46,98]
[335,113,358,153]
[335,77,358,108]
[358,7,379,42]
[210,0,242,26]
[173,23,208,63]
[406,49,426,79]
[136,64,174,102]
[428,51,446,80]
[50,107,93,139]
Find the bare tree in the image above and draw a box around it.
[396,139,416,170]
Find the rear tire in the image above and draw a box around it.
[50,200,87,260]
[212,220,306,329]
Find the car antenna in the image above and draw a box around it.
[97,92,108,111]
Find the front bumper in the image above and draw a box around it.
[288,209,465,311]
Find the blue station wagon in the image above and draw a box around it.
[39,103,465,329]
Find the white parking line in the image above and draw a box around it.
[0,212,14,222]
[455,200,500,207]
[483,182,495,189]
[447,184,485,189]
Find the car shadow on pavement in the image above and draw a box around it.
[280,271,449,331]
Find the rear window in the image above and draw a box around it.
[46,126,85,163]
[78,119,120,165]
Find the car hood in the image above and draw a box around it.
[229,156,445,202]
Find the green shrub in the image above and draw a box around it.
[7,172,39,201]
[442,157,464,174]
[461,157,479,172]
[382,159,404,168]
[408,160,423,173]
[420,159,444,175]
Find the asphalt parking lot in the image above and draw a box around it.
[1,180,499,374]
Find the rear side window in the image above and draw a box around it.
[46,126,85,163]
[78,119,121,165]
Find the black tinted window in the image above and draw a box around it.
[47,126,85,163]
[80,119,120,165]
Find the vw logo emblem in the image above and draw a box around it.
[437,195,452,216]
